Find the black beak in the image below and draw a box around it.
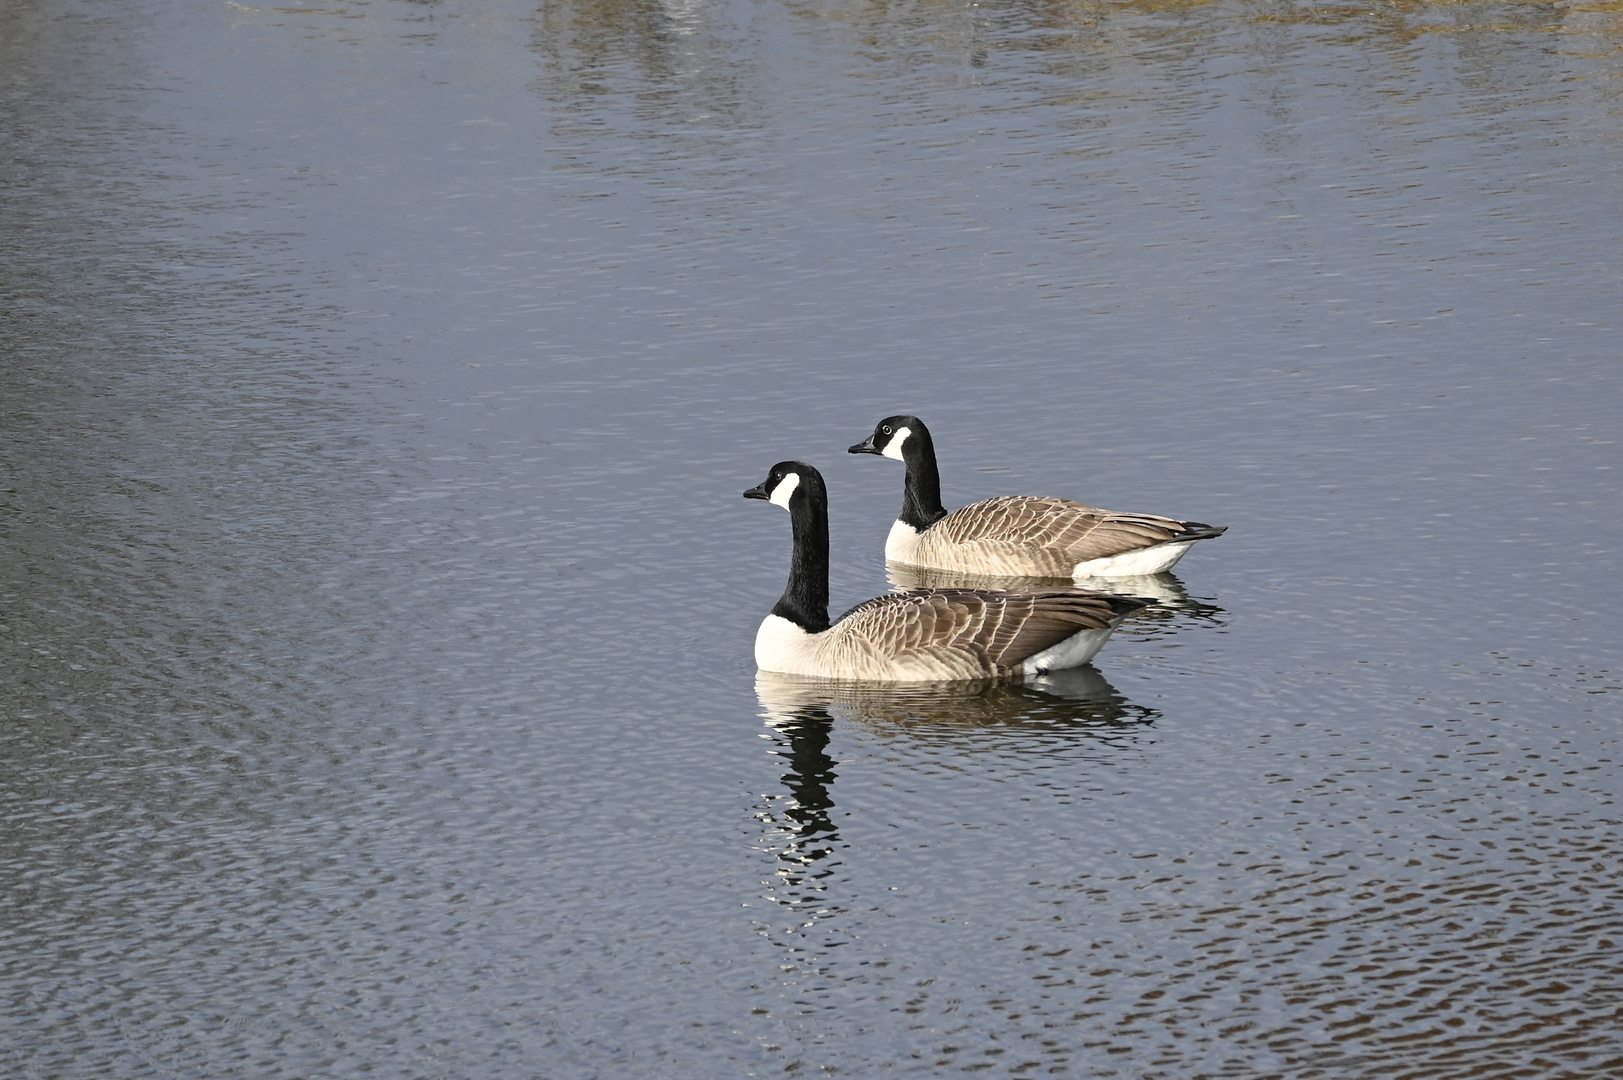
[849,435,880,455]
[743,483,770,500]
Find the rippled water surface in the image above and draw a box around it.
[3,0,1621,1075]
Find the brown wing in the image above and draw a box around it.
[834,587,1149,673]
[938,495,1221,564]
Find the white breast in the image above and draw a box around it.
[883,518,924,563]
[755,613,815,674]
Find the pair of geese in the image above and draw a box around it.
[744,415,1226,682]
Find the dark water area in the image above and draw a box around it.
[3,0,1620,1075]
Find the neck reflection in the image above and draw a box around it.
[758,700,841,912]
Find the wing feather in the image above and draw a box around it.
[943,496,1210,557]
[827,587,1149,677]
[917,496,1223,575]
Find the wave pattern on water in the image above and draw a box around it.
[4,0,1622,1076]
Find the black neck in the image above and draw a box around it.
[899,425,948,531]
[772,489,831,633]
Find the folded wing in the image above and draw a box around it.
[934,495,1224,571]
[831,587,1147,676]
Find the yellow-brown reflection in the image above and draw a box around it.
[223,1,444,45]
[534,0,686,77]
[795,0,1612,77]
[531,0,755,131]
[1243,0,1575,51]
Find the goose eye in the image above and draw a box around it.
[881,425,892,435]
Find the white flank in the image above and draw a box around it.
[1072,539,1196,578]
[768,471,801,509]
[755,613,814,674]
[883,517,924,563]
[1019,627,1115,674]
[881,426,912,461]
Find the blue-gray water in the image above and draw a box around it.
[2,0,1620,1076]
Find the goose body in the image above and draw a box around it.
[852,415,1225,579]
[744,461,1150,681]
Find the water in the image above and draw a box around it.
[2,0,1620,1075]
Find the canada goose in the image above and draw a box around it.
[850,415,1226,578]
[743,461,1151,681]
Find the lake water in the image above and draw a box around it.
[3,0,1620,1075]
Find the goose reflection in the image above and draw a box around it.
[749,666,1158,966]
[754,695,843,918]
[756,664,1157,737]
[750,665,1155,930]
[886,565,1226,636]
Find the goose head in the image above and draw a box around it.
[744,460,823,511]
[849,415,925,462]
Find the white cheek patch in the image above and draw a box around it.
[881,426,911,461]
[768,471,801,509]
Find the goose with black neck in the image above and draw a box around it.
[850,414,1226,579]
[743,461,1151,681]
